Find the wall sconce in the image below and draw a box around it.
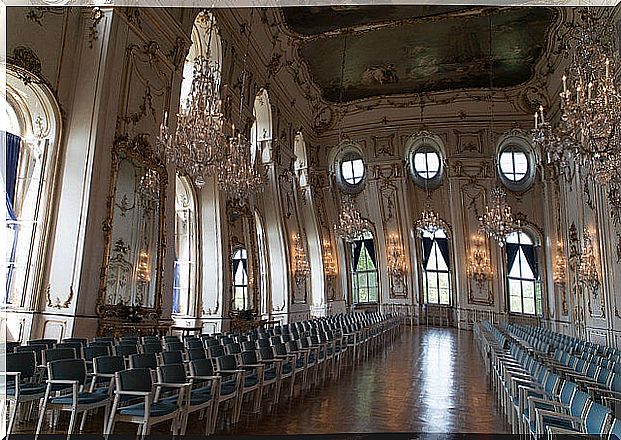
[578,228,600,295]
[293,233,310,286]
[467,234,493,289]
[322,240,337,279]
[553,241,567,287]
[386,234,406,277]
[136,249,151,283]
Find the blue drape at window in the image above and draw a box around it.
[422,237,433,267]
[522,244,539,279]
[506,243,520,272]
[4,131,21,222]
[353,240,363,268]
[364,239,376,267]
[435,237,451,270]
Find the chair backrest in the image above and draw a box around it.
[189,358,215,377]
[48,359,87,390]
[209,345,225,359]
[6,351,37,382]
[165,341,184,352]
[259,347,275,361]
[129,353,158,369]
[116,368,152,392]
[115,344,138,357]
[89,341,113,348]
[158,363,187,384]
[204,339,219,348]
[142,343,163,354]
[161,351,183,365]
[43,348,77,364]
[119,336,139,344]
[584,401,612,435]
[29,339,56,348]
[256,339,270,348]
[185,339,203,349]
[242,341,256,351]
[62,338,87,347]
[187,347,207,361]
[216,354,238,371]
[84,345,111,361]
[569,389,590,418]
[226,343,242,355]
[560,381,578,407]
[15,345,46,364]
[273,343,287,356]
[241,350,259,365]
[93,355,126,375]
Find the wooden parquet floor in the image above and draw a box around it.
[13,326,510,436]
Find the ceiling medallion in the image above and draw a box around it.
[478,187,520,247]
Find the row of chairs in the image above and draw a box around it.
[2,312,402,436]
[475,320,621,438]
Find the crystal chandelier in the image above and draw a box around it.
[334,194,371,242]
[292,233,310,286]
[533,8,621,185]
[157,55,226,189]
[137,169,159,212]
[416,200,442,236]
[478,187,520,247]
[578,228,600,295]
[218,130,266,202]
[467,234,493,289]
[386,234,406,277]
[322,240,337,279]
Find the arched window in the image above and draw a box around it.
[250,88,272,165]
[420,228,452,305]
[232,247,249,310]
[180,11,222,113]
[350,231,378,303]
[3,67,60,308]
[506,230,542,315]
[173,175,198,316]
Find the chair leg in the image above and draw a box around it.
[67,408,79,436]
[79,409,88,432]
[7,400,18,435]
[36,397,48,436]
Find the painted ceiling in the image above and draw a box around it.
[281,6,558,103]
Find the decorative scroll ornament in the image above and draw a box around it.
[334,194,370,242]
[467,234,493,289]
[386,234,406,278]
[553,241,567,287]
[578,228,600,296]
[478,187,520,247]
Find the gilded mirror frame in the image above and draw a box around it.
[97,134,168,322]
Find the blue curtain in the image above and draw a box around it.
[4,131,21,221]
[364,238,376,267]
[352,240,363,269]
[4,131,21,303]
[506,243,520,272]
[436,237,451,270]
[422,237,433,268]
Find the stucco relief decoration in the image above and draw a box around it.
[461,183,494,305]
[117,39,170,135]
[455,130,484,155]
[372,134,395,158]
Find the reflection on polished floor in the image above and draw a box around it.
[231,326,509,435]
[16,326,509,435]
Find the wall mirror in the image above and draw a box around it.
[97,134,167,325]
[227,201,260,316]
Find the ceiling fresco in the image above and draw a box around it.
[283,7,558,103]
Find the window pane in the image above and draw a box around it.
[509,295,522,313]
[426,152,440,175]
[439,288,450,305]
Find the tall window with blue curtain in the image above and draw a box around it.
[172,175,196,316]
[232,247,248,310]
[4,131,21,304]
[420,228,451,305]
[506,231,541,315]
[350,231,378,303]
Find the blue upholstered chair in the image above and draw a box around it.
[161,350,184,366]
[215,354,256,423]
[129,353,158,370]
[157,363,216,435]
[105,368,182,436]
[3,351,46,434]
[36,358,110,435]
[189,358,238,432]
